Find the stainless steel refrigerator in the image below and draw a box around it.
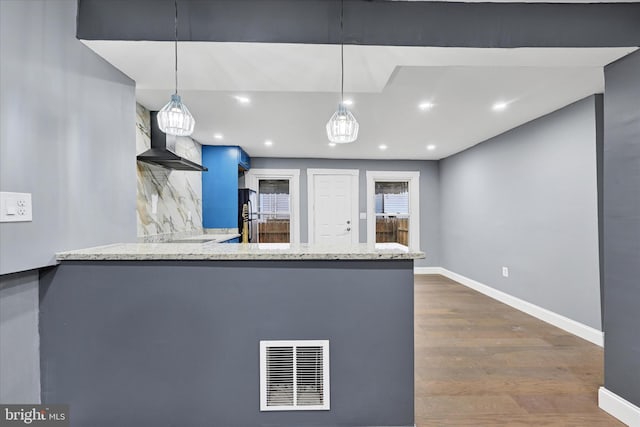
[238,188,258,242]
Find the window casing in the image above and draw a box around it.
[245,169,301,244]
[366,171,420,251]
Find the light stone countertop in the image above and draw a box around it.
[56,242,425,261]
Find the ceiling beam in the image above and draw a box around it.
[76,0,640,48]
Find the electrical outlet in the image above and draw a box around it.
[151,194,159,214]
[0,192,32,222]
[502,267,509,278]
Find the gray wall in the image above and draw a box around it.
[0,0,137,275]
[0,0,137,408]
[440,96,602,330]
[40,260,415,427]
[603,50,640,407]
[0,271,40,403]
[248,158,440,267]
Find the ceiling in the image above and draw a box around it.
[83,41,636,160]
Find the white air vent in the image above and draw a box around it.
[260,340,330,411]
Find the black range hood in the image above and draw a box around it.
[136,111,207,172]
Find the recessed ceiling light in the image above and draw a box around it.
[329,142,336,147]
[427,144,436,151]
[492,101,508,111]
[418,102,434,111]
[343,99,353,106]
[264,140,273,146]
[234,95,251,105]
[213,133,223,140]
[379,144,388,151]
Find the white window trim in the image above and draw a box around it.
[307,169,360,245]
[366,170,420,251]
[245,169,301,244]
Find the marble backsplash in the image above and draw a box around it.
[136,103,203,239]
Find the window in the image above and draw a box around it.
[245,169,301,243]
[366,171,420,250]
[258,179,291,243]
[375,181,410,247]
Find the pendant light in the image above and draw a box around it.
[326,0,359,144]
[157,0,195,137]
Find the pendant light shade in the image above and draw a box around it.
[158,94,195,137]
[326,103,359,144]
[159,0,195,137]
[327,0,358,144]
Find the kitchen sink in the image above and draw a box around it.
[170,238,217,244]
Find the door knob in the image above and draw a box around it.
[346,227,351,231]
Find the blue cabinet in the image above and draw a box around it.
[238,149,250,171]
[202,146,251,229]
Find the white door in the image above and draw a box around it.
[309,170,358,245]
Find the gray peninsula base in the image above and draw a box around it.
[39,259,415,427]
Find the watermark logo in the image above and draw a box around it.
[0,405,68,426]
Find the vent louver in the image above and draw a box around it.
[260,340,330,411]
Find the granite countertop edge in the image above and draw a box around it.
[56,242,426,261]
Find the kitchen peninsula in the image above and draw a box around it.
[40,242,424,427]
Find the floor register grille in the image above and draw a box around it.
[260,340,330,411]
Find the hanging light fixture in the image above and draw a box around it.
[157,0,195,137]
[326,0,359,144]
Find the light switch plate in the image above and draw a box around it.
[0,192,32,222]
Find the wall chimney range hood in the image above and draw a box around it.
[136,111,207,172]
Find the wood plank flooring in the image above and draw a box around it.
[414,274,622,426]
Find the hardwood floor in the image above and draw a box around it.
[414,274,622,426]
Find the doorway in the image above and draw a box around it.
[307,169,359,245]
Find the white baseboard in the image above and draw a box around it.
[414,266,445,275]
[414,267,604,347]
[599,387,640,426]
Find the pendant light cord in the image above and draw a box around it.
[174,0,179,95]
[340,0,344,104]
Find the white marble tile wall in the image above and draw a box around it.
[136,103,203,238]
